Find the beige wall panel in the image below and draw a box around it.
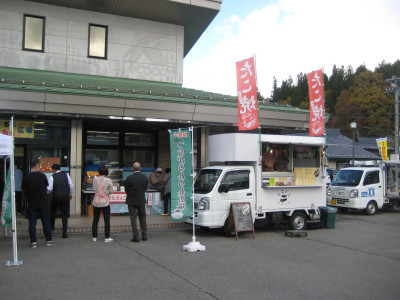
[126,99,194,112]
[0,90,45,102]
[44,103,125,116]
[45,94,125,107]
[66,37,87,57]
[124,108,194,120]
[0,9,21,31]
[45,35,67,55]
[0,29,21,49]
[0,99,45,112]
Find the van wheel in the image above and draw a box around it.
[365,201,378,215]
[223,217,236,237]
[289,212,307,230]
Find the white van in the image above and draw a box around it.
[327,161,400,214]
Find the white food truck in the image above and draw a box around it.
[189,133,328,235]
[327,161,400,214]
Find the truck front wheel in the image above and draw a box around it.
[365,201,378,215]
[289,212,307,230]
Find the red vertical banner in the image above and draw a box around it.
[307,69,325,136]
[236,57,259,131]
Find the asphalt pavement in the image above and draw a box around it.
[1,208,400,300]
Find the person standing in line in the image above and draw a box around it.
[92,165,114,242]
[125,162,148,242]
[48,164,74,238]
[14,162,23,215]
[161,167,171,216]
[22,159,53,248]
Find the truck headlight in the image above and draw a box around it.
[198,197,210,210]
[349,189,358,198]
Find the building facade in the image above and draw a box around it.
[0,0,312,215]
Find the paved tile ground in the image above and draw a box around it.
[1,214,190,238]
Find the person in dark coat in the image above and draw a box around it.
[125,162,148,242]
[22,159,53,248]
[47,164,74,238]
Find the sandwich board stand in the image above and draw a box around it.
[228,202,256,241]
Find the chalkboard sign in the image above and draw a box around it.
[229,202,256,240]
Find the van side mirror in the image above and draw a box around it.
[218,184,230,193]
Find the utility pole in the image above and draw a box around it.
[386,76,400,157]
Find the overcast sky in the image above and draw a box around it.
[183,0,400,98]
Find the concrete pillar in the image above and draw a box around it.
[70,119,83,216]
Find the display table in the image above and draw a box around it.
[109,191,163,215]
[82,189,95,215]
[109,192,128,214]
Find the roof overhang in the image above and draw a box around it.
[0,67,312,130]
[25,0,221,56]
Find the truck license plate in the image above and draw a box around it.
[330,200,337,205]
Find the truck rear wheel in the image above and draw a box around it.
[289,212,307,230]
[365,201,378,215]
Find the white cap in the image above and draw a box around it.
[155,168,162,172]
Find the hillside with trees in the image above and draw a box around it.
[269,60,400,139]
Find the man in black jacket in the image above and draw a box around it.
[125,162,148,242]
[22,159,53,248]
[48,164,74,238]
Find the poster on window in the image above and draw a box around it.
[169,129,193,222]
[236,57,259,131]
[307,69,325,136]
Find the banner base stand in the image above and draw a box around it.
[5,260,23,267]
[183,236,205,252]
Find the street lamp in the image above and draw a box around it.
[350,122,357,166]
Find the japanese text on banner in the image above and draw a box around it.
[169,130,193,222]
[376,138,389,161]
[307,69,325,136]
[236,57,259,131]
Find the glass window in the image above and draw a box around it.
[221,171,250,191]
[125,133,155,146]
[84,149,119,168]
[331,170,364,187]
[123,150,155,169]
[87,131,119,146]
[23,15,45,52]
[88,24,107,58]
[293,146,320,168]
[262,143,290,172]
[33,120,70,140]
[194,169,222,194]
[363,171,380,185]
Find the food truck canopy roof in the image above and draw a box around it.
[208,133,325,163]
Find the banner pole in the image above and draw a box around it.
[5,116,23,266]
[191,127,195,237]
[183,126,205,252]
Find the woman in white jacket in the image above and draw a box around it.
[92,165,114,242]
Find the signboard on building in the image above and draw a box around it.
[1,120,34,138]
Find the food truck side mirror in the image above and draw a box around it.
[218,184,230,193]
